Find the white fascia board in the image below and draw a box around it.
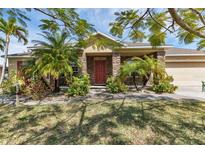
[166,60,205,62]
[94,31,126,46]
[7,56,32,58]
[120,45,173,49]
[166,54,205,57]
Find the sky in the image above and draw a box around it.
[0,8,199,64]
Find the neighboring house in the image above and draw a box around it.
[4,32,205,87]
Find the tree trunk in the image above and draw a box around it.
[132,73,139,91]
[0,35,10,84]
[141,72,151,90]
[54,78,60,92]
[15,81,20,105]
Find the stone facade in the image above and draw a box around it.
[156,51,166,66]
[87,56,94,84]
[79,52,87,74]
[112,52,121,77]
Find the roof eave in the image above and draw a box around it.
[117,45,173,49]
[166,54,205,56]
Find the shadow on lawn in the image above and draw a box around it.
[0,94,205,145]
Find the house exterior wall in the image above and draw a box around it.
[8,57,30,74]
[166,55,205,61]
[84,45,113,54]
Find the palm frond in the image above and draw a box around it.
[29,31,76,79]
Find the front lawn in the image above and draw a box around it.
[0,97,205,144]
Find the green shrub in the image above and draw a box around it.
[67,75,90,96]
[0,78,16,94]
[0,71,24,95]
[106,76,128,93]
[23,78,51,100]
[152,75,177,93]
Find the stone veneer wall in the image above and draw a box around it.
[112,52,121,77]
[79,52,87,74]
[87,56,94,84]
[156,51,166,66]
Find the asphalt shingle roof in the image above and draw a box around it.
[166,48,205,55]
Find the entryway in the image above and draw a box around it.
[94,59,107,85]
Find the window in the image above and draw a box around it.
[17,61,23,71]
[71,62,79,76]
[16,61,26,76]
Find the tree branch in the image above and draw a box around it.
[168,8,205,38]
[34,8,58,20]
[132,8,150,27]
[189,8,205,26]
[120,9,150,42]
[34,8,78,34]
[148,9,174,33]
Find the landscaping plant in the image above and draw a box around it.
[119,56,177,93]
[106,76,128,93]
[119,56,160,91]
[152,73,178,93]
[67,75,90,96]
[0,71,24,95]
[22,77,51,100]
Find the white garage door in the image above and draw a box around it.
[166,62,205,86]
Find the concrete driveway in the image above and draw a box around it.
[175,86,205,101]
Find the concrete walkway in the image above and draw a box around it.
[1,88,204,106]
[175,86,205,101]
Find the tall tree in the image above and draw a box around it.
[0,9,95,42]
[110,8,205,49]
[0,18,28,83]
[0,36,5,51]
[0,8,95,84]
[30,30,78,92]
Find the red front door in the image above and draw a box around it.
[94,60,106,84]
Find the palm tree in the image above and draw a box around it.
[31,31,78,92]
[0,36,5,51]
[119,56,164,91]
[0,18,28,83]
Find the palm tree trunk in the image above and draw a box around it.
[0,35,10,84]
[132,73,139,91]
[54,79,60,92]
[141,72,151,90]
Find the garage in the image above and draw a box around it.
[165,48,205,87]
[166,62,205,86]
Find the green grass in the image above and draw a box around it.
[0,97,205,144]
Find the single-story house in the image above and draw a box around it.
[4,32,205,88]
